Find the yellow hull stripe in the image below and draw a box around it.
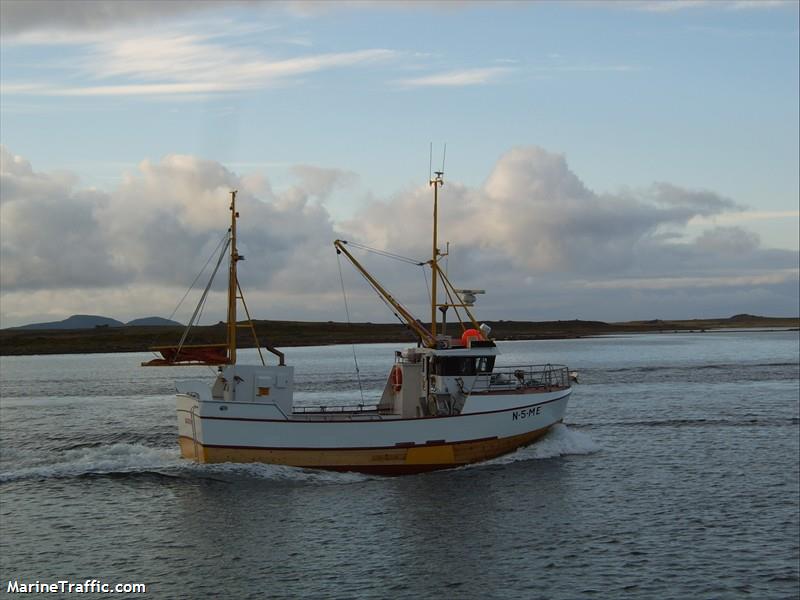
[178,425,554,474]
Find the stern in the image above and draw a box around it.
[176,394,204,462]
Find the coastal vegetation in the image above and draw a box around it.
[0,315,796,357]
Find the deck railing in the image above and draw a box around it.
[293,403,381,414]
[292,364,570,415]
[475,363,570,391]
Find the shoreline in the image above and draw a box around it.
[1,317,797,357]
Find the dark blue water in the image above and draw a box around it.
[1,331,798,599]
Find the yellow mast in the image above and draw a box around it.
[430,171,444,339]
[227,190,240,364]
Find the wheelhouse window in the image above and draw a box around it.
[434,356,495,376]
[476,356,495,373]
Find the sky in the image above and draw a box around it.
[0,0,798,328]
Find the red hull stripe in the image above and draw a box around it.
[192,434,507,452]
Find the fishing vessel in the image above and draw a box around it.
[144,171,573,474]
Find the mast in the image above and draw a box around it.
[430,170,444,339]
[227,190,240,364]
[143,190,285,367]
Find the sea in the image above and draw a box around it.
[1,331,798,599]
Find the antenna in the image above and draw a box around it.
[441,142,447,174]
[429,142,433,182]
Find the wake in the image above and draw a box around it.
[1,424,600,484]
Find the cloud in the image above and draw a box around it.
[347,147,747,275]
[395,67,513,88]
[0,146,343,306]
[694,226,760,254]
[689,210,800,225]
[0,1,241,37]
[339,146,797,319]
[579,270,798,290]
[3,24,398,97]
[289,165,358,199]
[0,0,489,36]
[594,0,797,12]
[530,65,641,73]
[3,0,793,40]
[642,181,741,215]
[2,2,398,98]
[0,147,131,291]
[78,35,395,86]
[1,145,797,327]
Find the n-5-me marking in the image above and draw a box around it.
[512,406,542,420]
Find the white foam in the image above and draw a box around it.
[0,443,370,485]
[1,425,599,483]
[192,461,370,484]
[471,423,601,468]
[0,443,182,483]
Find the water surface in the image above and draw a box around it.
[1,331,798,599]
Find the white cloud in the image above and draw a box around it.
[726,0,795,10]
[595,0,796,12]
[348,147,740,275]
[2,24,398,97]
[578,270,798,290]
[2,3,398,98]
[1,145,797,327]
[689,210,800,225]
[530,64,641,73]
[396,67,513,88]
[82,34,394,85]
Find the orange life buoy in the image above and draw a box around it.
[461,328,483,346]
[390,365,403,392]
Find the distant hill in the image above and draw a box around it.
[729,313,763,322]
[15,314,125,330]
[11,314,183,330]
[1,316,797,356]
[125,317,182,327]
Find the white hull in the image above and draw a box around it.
[176,388,570,474]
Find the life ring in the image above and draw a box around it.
[390,365,403,392]
[461,328,482,346]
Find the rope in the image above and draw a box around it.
[337,251,365,404]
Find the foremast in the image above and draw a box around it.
[143,191,283,367]
[227,190,241,364]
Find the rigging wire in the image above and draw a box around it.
[148,231,230,354]
[166,231,230,323]
[189,274,215,345]
[341,249,423,338]
[343,241,424,266]
[177,236,231,354]
[336,251,365,404]
[337,240,429,343]
[421,263,432,306]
